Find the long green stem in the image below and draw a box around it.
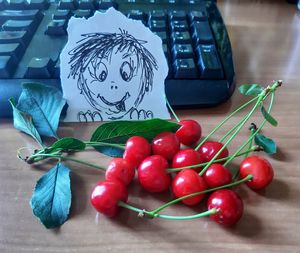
[85,141,125,150]
[166,147,257,173]
[165,96,180,122]
[195,95,259,151]
[199,97,263,176]
[224,92,275,168]
[27,153,107,171]
[118,201,217,220]
[150,174,253,216]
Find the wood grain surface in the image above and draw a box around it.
[1,1,300,252]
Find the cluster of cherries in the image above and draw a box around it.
[90,119,274,226]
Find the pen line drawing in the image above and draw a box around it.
[67,29,159,122]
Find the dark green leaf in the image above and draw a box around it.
[261,106,278,126]
[16,83,66,139]
[239,84,263,96]
[91,118,180,144]
[9,98,43,145]
[49,137,86,153]
[30,163,71,229]
[95,146,124,158]
[254,133,277,154]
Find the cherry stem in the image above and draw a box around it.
[84,141,125,150]
[149,174,253,216]
[27,153,107,171]
[166,146,258,173]
[118,201,217,220]
[165,96,180,122]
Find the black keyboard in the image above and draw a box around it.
[0,0,235,118]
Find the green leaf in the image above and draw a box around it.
[16,83,66,139]
[261,106,278,126]
[30,163,71,229]
[9,98,43,146]
[254,133,277,154]
[239,84,263,96]
[91,118,180,144]
[48,137,86,153]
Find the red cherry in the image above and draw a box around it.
[172,148,204,172]
[138,155,171,193]
[105,158,135,186]
[203,164,232,188]
[172,169,207,205]
[151,132,180,160]
[197,141,229,163]
[90,180,128,217]
[207,189,243,226]
[240,156,274,190]
[123,136,151,168]
[176,119,202,146]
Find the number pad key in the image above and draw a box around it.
[173,58,198,79]
[170,20,188,32]
[172,44,194,59]
[171,31,191,44]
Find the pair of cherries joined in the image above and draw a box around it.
[90,119,274,226]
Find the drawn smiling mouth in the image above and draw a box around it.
[97,92,130,112]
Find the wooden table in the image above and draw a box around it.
[1,1,300,252]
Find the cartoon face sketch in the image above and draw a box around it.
[67,30,158,121]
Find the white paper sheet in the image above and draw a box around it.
[60,8,170,122]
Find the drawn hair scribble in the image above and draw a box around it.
[68,30,158,109]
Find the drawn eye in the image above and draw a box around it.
[97,62,108,82]
[120,61,134,82]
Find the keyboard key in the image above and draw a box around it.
[2,19,37,34]
[127,10,146,22]
[0,0,7,10]
[45,20,67,36]
[163,43,170,58]
[173,58,198,79]
[196,44,223,79]
[172,44,194,59]
[149,10,166,20]
[0,43,24,62]
[169,10,186,21]
[0,10,43,23]
[52,9,72,20]
[78,0,96,9]
[0,31,29,46]
[24,57,55,78]
[171,31,191,44]
[149,20,166,32]
[189,10,208,22]
[170,20,188,32]
[6,0,27,10]
[54,59,60,78]
[192,20,214,45]
[0,55,15,78]
[73,9,93,18]
[98,0,118,10]
[27,0,50,10]
[58,0,78,10]
[153,31,167,43]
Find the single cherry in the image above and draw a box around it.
[138,155,171,193]
[240,156,274,190]
[90,179,128,217]
[176,119,202,146]
[172,169,207,205]
[123,136,151,168]
[203,164,232,188]
[105,158,135,186]
[151,132,180,161]
[197,141,229,163]
[207,189,243,226]
[172,148,204,172]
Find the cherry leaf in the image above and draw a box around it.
[30,163,71,229]
[48,137,86,153]
[261,106,278,126]
[239,84,263,96]
[254,133,277,154]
